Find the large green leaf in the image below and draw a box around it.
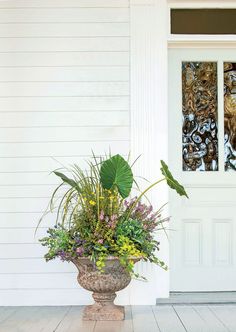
[100,154,133,198]
[54,171,80,192]
[160,160,188,198]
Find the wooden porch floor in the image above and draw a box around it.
[0,305,236,332]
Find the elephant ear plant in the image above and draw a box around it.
[39,154,188,278]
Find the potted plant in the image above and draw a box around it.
[39,154,187,320]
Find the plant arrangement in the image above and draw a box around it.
[39,154,188,278]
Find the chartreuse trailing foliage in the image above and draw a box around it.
[39,154,188,278]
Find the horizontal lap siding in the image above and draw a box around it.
[0,23,129,37]
[0,141,129,158]
[0,1,129,8]
[0,213,57,228]
[0,37,129,52]
[0,8,129,22]
[0,67,129,81]
[0,126,129,143]
[0,156,114,172]
[0,0,130,305]
[0,289,93,306]
[0,82,129,96]
[0,111,129,126]
[0,272,79,288]
[0,96,130,111]
[0,52,129,66]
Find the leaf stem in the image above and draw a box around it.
[126,178,166,220]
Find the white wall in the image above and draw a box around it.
[0,0,130,305]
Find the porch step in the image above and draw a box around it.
[156,292,236,305]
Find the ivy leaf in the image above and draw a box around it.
[100,154,133,198]
[54,171,80,192]
[160,160,188,198]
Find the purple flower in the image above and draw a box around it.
[110,214,117,222]
[99,210,105,221]
[148,205,153,213]
[58,250,68,261]
[76,247,84,256]
[124,197,137,210]
[136,202,144,213]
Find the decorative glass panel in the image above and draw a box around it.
[171,9,236,35]
[224,62,236,171]
[182,62,218,171]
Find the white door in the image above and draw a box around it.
[169,48,236,291]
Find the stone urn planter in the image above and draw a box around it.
[72,256,139,321]
[39,155,187,322]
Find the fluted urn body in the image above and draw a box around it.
[73,257,139,321]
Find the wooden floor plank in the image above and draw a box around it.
[13,307,52,332]
[55,306,95,332]
[0,305,236,332]
[152,305,186,332]
[0,307,18,324]
[132,306,160,332]
[0,306,69,332]
[209,305,236,332]
[0,307,40,332]
[192,305,229,332]
[94,306,133,332]
[173,305,209,332]
[36,306,70,332]
[19,306,70,332]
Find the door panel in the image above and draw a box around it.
[169,48,236,291]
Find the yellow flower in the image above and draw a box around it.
[89,200,96,206]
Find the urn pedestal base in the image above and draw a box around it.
[83,304,125,321]
[83,292,125,321]
[73,257,140,321]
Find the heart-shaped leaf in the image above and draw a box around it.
[160,160,188,198]
[100,154,133,198]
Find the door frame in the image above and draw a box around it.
[130,0,236,300]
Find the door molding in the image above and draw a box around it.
[169,41,236,49]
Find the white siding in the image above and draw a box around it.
[0,0,130,305]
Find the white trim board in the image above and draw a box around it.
[130,0,169,302]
